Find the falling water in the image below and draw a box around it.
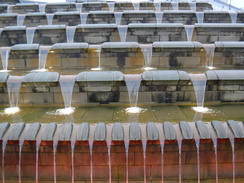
[184,25,194,42]
[0,47,11,71]
[18,140,24,183]
[178,139,182,183]
[196,12,204,24]
[124,140,129,183]
[140,44,155,70]
[108,2,115,12]
[89,140,94,183]
[53,141,58,183]
[133,2,140,10]
[91,45,102,71]
[56,75,76,115]
[17,14,26,26]
[39,4,46,13]
[76,3,83,13]
[38,46,52,71]
[81,13,88,24]
[154,2,161,12]
[107,140,112,183]
[189,73,209,113]
[203,44,215,69]
[189,2,197,12]
[117,25,128,42]
[160,139,164,183]
[212,138,218,183]
[36,140,41,183]
[2,140,7,183]
[229,138,235,183]
[71,140,76,183]
[229,11,238,23]
[124,74,143,113]
[5,76,23,114]
[46,14,54,25]
[26,27,36,44]
[114,12,123,25]
[66,26,76,43]
[172,2,179,10]
[142,140,147,183]
[155,12,164,23]
[7,5,13,13]
[195,139,201,183]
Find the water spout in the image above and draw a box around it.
[46,14,54,25]
[140,44,155,70]
[76,3,82,13]
[203,44,215,69]
[229,11,237,24]
[155,12,164,23]
[71,140,76,183]
[212,138,218,183]
[39,4,46,13]
[7,5,13,13]
[81,13,88,24]
[184,25,194,42]
[66,26,76,43]
[117,25,128,42]
[36,140,41,183]
[37,46,52,71]
[18,140,24,183]
[196,12,204,24]
[229,138,235,183]
[195,138,200,183]
[0,47,11,72]
[178,139,182,183]
[17,14,26,26]
[2,140,7,183]
[114,12,123,25]
[154,2,161,12]
[53,140,58,183]
[26,27,36,44]
[91,45,102,71]
[108,2,115,12]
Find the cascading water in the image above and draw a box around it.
[178,139,182,183]
[212,138,218,183]
[71,140,76,183]
[81,13,88,24]
[229,11,238,24]
[7,5,13,13]
[154,2,161,12]
[107,140,112,183]
[189,73,210,114]
[66,26,76,43]
[36,140,41,183]
[196,12,204,24]
[172,2,179,10]
[229,138,235,183]
[46,14,54,25]
[117,25,128,42]
[155,12,164,23]
[91,45,102,71]
[36,46,52,71]
[124,74,145,114]
[5,76,24,114]
[114,12,123,25]
[55,75,76,115]
[2,140,7,183]
[18,140,24,183]
[184,25,194,42]
[160,139,165,183]
[124,139,129,183]
[0,47,11,72]
[89,140,94,183]
[108,2,115,12]
[195,139,201,183]
[53,140,58,183]
[39,4,46,13]
[133,2,140,11]
[189,2,197,11]
[203,44,215,69]
[17,14,26,26]
[26,27,36,44]
[140,44,155,70]
[75,3,82,13]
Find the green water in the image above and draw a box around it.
[0,104,243,124]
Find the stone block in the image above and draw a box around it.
[221,91,244,102]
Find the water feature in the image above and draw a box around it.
[133,2,140,11]
[140,44,155,70]
[203,44,215,69]
[26,27,36,44]
[0,47,11,72]
[114,12,123,25]
[46,14,54,25]
[212,138,218,183]
[7,5,13,13]
[172,2,179,10]
[66,26,76,43]
[39,4,46,13]
[75,3,83,13]
[160,139,165,183]
[37,46,52,71]
[2,140,7,183]
[195,139,200,183]
[18,140,24,183]
[117,25,128,42]
[89,140,94,183]
[17,14,26,26]
[107,139,112,183]
[71,140,76,183]
[155,12,164,23]
[108,2,115,12]
[36,140,41,183]
[196,12,204,24]
[178,139,182,183]
[5,76,24,114]
[56,75,76,115]
[229,11,238,24]
[53,140,58,183]
[91,45,102,71]
[184,25,194,42]
[189,2,197,12]
[154,2,161,12]
[229,138,235,183]
[124,74,145,113]
[81,13,88,24]
[124,139,129,183]
[189,73,209,113]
